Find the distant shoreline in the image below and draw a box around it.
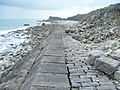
[0,19,39,34]
[0,26,30,35]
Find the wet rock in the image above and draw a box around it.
[42,23,46,26]
[0,57,4,60]
[24,24,30,26]
[1,35,5,37]
[65,30,70,33]
[72,34,80,41]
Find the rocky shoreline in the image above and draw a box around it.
[0,24,50,89]
[65,18,120,83]
[64,4,120,83]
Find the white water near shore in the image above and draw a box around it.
[0,26,33,72]
[0,20,52,54]
[0,26,31,53]
[0,26,29,35]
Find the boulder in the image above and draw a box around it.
[65,30,70,33]
[24,24,30,26]
[114,70,120,81]
[42,23,46,26]
[114,67,120,81]
[110,49,120,60]
[87,50,104,65]
[72,34,80,41]
[94,56,120,75]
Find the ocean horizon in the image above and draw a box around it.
[0,19,39,30]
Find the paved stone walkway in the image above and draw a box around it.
[64,35,120,90]
[21,25,70,90]
[20,25,120,90]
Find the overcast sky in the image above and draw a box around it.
[0,0,120,19]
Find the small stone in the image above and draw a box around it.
[114,70,120,81]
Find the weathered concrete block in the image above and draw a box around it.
[79,86,97,90]
[94,56,120,75]
[97,85,116,90]
[71,82,81,87]
[38,63,68,74]
[110,49,120,60]
[114,67,120,81]
[87,50,104,66]
[114,71,120,81]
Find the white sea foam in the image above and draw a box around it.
[0,21,53,72]
[0,21,51,54]
[0,26,30,35]
[0,25,34,54]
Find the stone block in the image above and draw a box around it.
[72,82,81,87]
[94,56,120,75]
[38,63,67,74]
[30,86,70,90]
[44,49,64,57]
[97,85,116,90]
[72,87,79,90]
[81,82,99,87]
[87,50,104,66]
[79,86,97,90]
[71,78,91,83]
[41,56,65,64]
[34,73,69,83]
[114,70,120,81]
[99,81,114,86]
[110,49,120,60]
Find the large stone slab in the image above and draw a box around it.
[87,50,104,66]
[38,63,68,74]
[30,86,70,90]
[48,39,63,44]
[94,56,120,75]
[97,85,116,90]
[41,56,65,64]
[47,44,64,50]
[110,49,120,60]
[33,73,69,83]
[44,49,64,57]
[114,67,120,81]
[30,72,70,90]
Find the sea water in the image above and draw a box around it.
[0,19,39,53]
[0,19,38,34]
